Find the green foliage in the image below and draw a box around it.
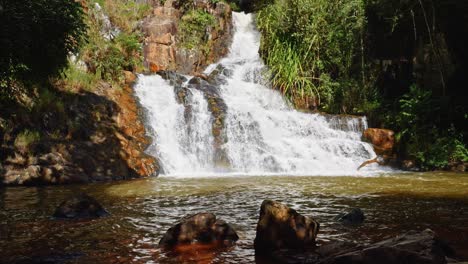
[14,129,41,150]
[34,89,66,116]
[228,1,241,12]
[391,85,432,142]
[256,0,372,111]
[0,0,86,86]
[98,0,152,33]
[60,64,100,92]
[412,129,468,170]
[386,85,467,169]
[79,0,145,85]
[83,32,142,84]
[179,10,217,50]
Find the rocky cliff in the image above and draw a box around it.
[0,0,234,185]
[142,0,233,74]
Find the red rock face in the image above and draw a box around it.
[363,128,395,155]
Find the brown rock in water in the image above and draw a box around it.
[159,213,239,247]
[363,128,395,155]
[254,200,320,253]
[53,193,108,219]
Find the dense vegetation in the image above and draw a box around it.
[1,0,466,171]
[0,0,86,90]
[0,0,150,158]
[256,0,468,169]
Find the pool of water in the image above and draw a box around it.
[1,172,468,263]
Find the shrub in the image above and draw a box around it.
[179,10,217,50]
[387,85,468,169]
[100,0,151,33]
[14,129,41,151]
[83,32,142,84]
[0,0,86,86]
[60,63,100,92]
[256,0,370,111]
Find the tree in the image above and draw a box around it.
[0,0,86,88]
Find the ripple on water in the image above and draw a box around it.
[1,173,468,263]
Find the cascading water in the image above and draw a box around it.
[135,12,386,176]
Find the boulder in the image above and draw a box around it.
[159,213,239,248]
[53,193,108,219]
[336,208,365,225]
[363,128,395,155]
[254,200,320,253]
[320,229,451,264]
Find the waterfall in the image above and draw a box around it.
[135,12,386,176]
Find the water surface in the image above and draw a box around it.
[1,172,468,263]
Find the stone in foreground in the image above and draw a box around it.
[254,200,320,253]
[159,213,239,247]
[336,208,365,225]
[53,193,108,219]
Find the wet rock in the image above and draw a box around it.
[402,159,419,171]
[53,193,109,219]
[336,208,365,225]
[187,77,230,167]
[157,70,188,87]
[363,128,395,155]
[319,229,451,264]
[450,162,467,173]
[254,200,320,253]
[207,64,233,85]
[159,212,239,247]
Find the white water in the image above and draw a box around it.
[135,12,386,177]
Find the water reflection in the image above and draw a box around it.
[1,173,468,263]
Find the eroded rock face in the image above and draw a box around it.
[53,193,108,219]
[363,128,395,155]
[254,200,320,253]
[142,0,232,75]
[1,77,159,185]
[159,213,239,247]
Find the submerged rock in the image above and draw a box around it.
[159,212,239,247]
[336,208,365,225]
[254,200,320,253]
[53,193,108,219]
